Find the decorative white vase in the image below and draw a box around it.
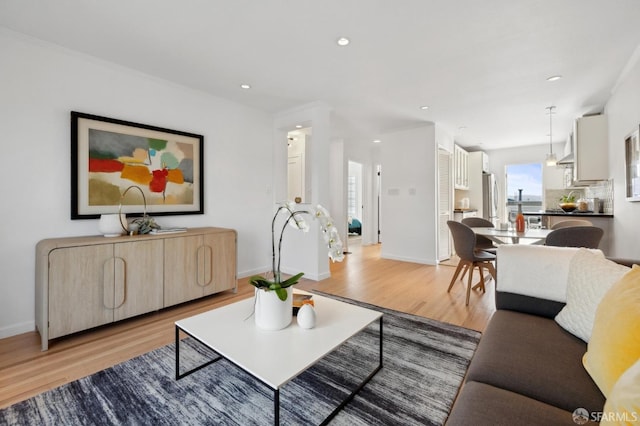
[98,214,125,237]
[297,303,316,329]
[254,287,293,330]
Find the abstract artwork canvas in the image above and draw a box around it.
[71,112,204,219]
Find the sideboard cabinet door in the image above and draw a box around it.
[205,231,237,296]
[48,244,114,339]
[163,230,237,306]
[113,239,164,321]
[164,235,203,307]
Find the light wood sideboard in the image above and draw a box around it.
[35,227,237,351]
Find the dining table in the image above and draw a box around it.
[472,227,553,245]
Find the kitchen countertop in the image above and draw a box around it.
[523,210,613,218]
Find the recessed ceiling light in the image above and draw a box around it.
[373,139,381,143]
[337,37,350,46]
[295,125,303,129]
[240,84,251,89]
[546,75,562,82]
[419,105,429,110]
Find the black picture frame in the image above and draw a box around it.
[71,111,204,219]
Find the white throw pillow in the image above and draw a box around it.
[555,249,630,342]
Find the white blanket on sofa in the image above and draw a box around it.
[496,245,604,302]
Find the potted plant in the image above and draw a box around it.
[249,202,344,330]
[559,191,577,212]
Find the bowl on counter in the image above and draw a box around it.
[559,202,577,213]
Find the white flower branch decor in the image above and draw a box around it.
[249,202,345,301]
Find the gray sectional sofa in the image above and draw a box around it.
[445,246,636,426]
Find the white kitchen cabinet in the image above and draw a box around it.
[454,144,469,189]
[466,151,489,218]
[453,210,477,222]
[573,115,608,183]
[36,227,237,350]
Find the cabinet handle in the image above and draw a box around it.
[103,258,115,309]
[196,245,213,287]
[114,257,126,309]
[103,257,126,309]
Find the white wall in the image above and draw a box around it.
[605,49,640,259]
[0,30,274,338]
[380,125,438,264]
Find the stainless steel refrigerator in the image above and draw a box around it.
[482,173,499,225]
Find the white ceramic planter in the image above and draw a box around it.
[254,287,293,330]
[98,214,125,237]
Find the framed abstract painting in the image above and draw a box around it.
[71,111,204,219]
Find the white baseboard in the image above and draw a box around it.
[0,320,35,339]
[238,266,270,279]
[380,253,437,266]
[244,267,331,282]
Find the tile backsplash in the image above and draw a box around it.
[544,180,613,213]
[585,180,614,213]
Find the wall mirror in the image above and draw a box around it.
[624,127,640,201]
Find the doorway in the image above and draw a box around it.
[287,128,310,202]
[347,161,363,247]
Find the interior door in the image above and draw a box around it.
[287,154,304,202]
[438,149,452,261]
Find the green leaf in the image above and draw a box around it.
[275,287,288,301]
[280,272,304,288]
[249,275,274,288]
[268,282,282,291]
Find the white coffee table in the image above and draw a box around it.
[175,291,383,425]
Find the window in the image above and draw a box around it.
[505,163,543,219]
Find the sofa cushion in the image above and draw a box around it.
[496,245,584,303]
[445,381,588,426]
[465,310,605,413]
[583,265,640,397]
[601,358,640,425]
[555,249,629,342]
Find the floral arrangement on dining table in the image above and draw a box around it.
[249,201,345,301]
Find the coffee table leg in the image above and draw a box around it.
[319,316,384,426]
[274,389,280,425]
[175,325,181,380]
[175,325,223,380]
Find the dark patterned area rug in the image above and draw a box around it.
[1,295,480,425]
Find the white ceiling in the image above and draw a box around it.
[2,0,640,150]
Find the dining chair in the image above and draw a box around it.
[461,217,497,254]
[544,226,603,249]
[447,221,497,306]
[550,219,593,229]
[459,217,497,283]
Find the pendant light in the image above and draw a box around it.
[545,106,557,166]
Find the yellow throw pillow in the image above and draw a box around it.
[583,265,640,397]
[601,358,640,426]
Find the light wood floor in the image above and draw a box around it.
[0,242,495,409]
